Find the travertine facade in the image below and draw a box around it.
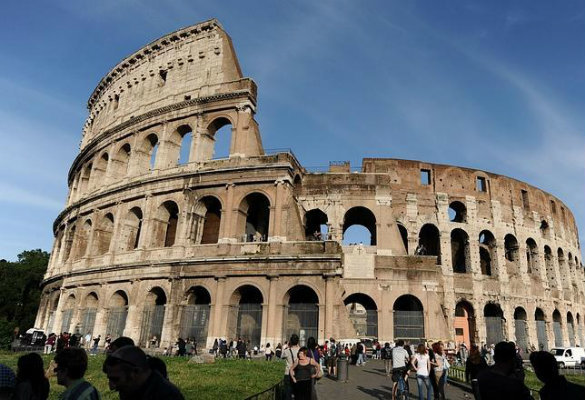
[36,20,585,351]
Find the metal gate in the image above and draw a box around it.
[285,304,319,346]
[106,307,127,339]
[485,317,504,345]
[366,310,378,337]
[79,309,97,335]
[61,309,73,333]
[237,303,263,347]
[553,321,563,347]
[180,304,210,344]
[536,321,548,351]
[140,305,166,346]
[514,319,528,353]
[567,323,575,346]
[393,311,424,342]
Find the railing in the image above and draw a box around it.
[244,378,284,400]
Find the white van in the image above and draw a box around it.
[550,347,585,368]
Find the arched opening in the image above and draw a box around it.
[153,201,179,247]
[552,309,563,347]
[46,294,60,334]
[95,213,114,255]
[451,228,470,273]
[544,246,556,288]
[228,285,264,348]
[417,224,440,263]
[61,295,76,333]
[514,307,529,354]
[80,163,92,194]
[93,152,109,186]
[393,295,424,342]
[305,209,328,241]
[62,225,76,262]
[484,303,505,345]
[112,143,131,179]
[504,234,520,276]
[454,301,476,348]
[208,118,232,159]
[106,291,128,339]
[479,230,496,276]
[284,285,319,346]
[80,293,98,336]
[448,201,467,223]
[535,308,548,351]
[146,134,159,170]
[140,287,167,347]
[540,220,550,238]
[180,286,211,345]
[558,248,569,289]
[342,207,376,245]
[76,219,92,259]
[567,312,575,347]
[192,196,222,244]
[123,207,143,250]
[238,193,270,242]
[397,224,408,254]
[177,125,193,165]
[526,238,538,274]
[344,293,378,337]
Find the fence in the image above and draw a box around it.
[244,379,284,400]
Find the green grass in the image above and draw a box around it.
[0,352,285,399]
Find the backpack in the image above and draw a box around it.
[329,344,337,357]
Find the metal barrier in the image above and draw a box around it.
[244,379,284,400]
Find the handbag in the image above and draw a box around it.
[312,360,323,380]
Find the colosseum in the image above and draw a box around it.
[35,19,585,353]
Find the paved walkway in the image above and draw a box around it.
[315,360,473,400]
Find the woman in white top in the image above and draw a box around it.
[412,343,434,400]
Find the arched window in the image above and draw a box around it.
[193,196,222,244]
[544,246,556,288]
[567,312,576,347]
[505,234,520,276]
[140,287,167,347]
[61,295,76,333]
[180,286,211,346]
[107,291,128,339]
[484,303,505,345]
[342,206,376,245]
[228,285,264,348]
[238,193,270,242]
[526,238,538,274]
[112,143,131,179]
[177,125,193,165]
[393,295,424,342]
[93,152,109,186]
[76,219,92,259]
[198,117,233,161]
[535,308,548,351]
[455,301,475,348]
[540,220,550,238]
[147,134,159,170]
[397,223,408,254]
[514,307,528,354]
[285,285,320,346]
[62,225,76,262]
[123,207,143,250]
[479,230,496,276]
[417,224,440,263]
[451,228,470,273]
[95,213,114,255]
[558,248,569,289]
[344,293,378,337]
[448,201,467,223]
[80,163,93,194]
[153,201,179,247]
[305,209,328,241]
[552,310,563,347]
[79,293,98,336]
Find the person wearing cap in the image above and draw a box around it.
[103,345,184,400]
[0,363,16,400]
[54,348,100,400]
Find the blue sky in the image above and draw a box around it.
[0,0,583,260]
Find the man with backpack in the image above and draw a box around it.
[327,338,338,377]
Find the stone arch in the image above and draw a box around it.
[111,142,131,180]
[342,206,377,246]
[513,307,529,353]
[540,220,550,238]
[504,234,520,276]
[61,294,77,333]
[455,300,476,347]
[284,285,320,346]
[544,246,557,289]
[237,192,270,242]
[305,208,328,241]
[557,248,569,289]
[92,152,109,186]
[94,213,114,255]
[171,124,194,166]
[228,285,264,348]
[552,309,563,347]
[106,290,128,339]
[567,311,576,346]
[76,219,92,259]
[418,223,441,263]
[192,196,222,244]
[180,286,212,345]
[45,292,61,334]
[140,286,167,347]
[526,238,538,274]
[344,293,378,337]
[397,223,408,254]
[79,162,93,195]
[535,308,548,351]
[144,133,159,171]
[393,295,424,342]
[79,292,99,336]
[199,116,234,161]
[484,303,505,345]
[448,201,467,223]
[479,230,496,276]
[121,207,143,250]
[153,200,179,247]
[451,228,470,273]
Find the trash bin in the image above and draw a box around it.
[337,357,349,382]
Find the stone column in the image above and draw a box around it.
[324,276,336,340]
[219,184,236,242]
[209,277,226,347]
[265,276,281,346]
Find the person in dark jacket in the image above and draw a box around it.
[14,352,50,400]
[530,351,585,400]
[465,344,487,383]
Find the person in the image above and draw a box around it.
[176,338,186,357]
[84,333,92,350]
[44,334,56,354]
[149,336,157,349]
[412,344,433,400]
[91,335,101,355]
[54,348,100,400]
[237,338,247,359]
[529,350,585,400]
[476,341,533,400]
[0,363,16,400]
[107,337,135,355]
[103,346,184,399]
[275,343,283,359]
[14,352,50,400]
[382,342,392,376]
[218,339,227,358]
[391,340,410,400]
[356,341,366,366]
[431,342,448,400]
[282,334,300,400]
[459,342,468,365]
[465,344,487,383]
[306,337,320,362]
[327,339,338,377]
[265,343,274,361]
[104,335,112,351]
[290,347,320,400]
